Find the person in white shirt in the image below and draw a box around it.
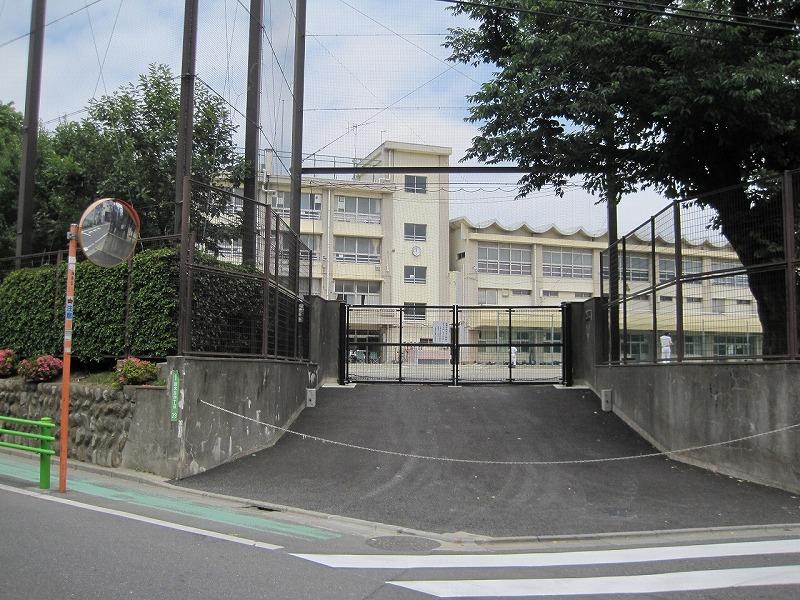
[660,332,673,361]
[510,346,518,367]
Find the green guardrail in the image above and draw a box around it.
[0,415,56,490]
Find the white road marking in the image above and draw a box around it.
[390,565,800,597]
[294,538,800,569]
[0,483,282,551]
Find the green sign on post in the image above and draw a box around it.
[170,370,180,422]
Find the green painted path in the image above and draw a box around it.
[0,454,339,542]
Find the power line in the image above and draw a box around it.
[306,65,458,159]
[196,76,290,173]
[337,0,483,85]
[308,32,448,36]
[437,0,798,49]
[234,0,294,95]
[304,106,471,111]
[584,0,800,29]
[0,0,108,49]
[548,0,797,33]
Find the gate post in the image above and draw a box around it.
[562,302,573,386]
[451,305,458,385]
[338,303,347,385]
[508,308,513,383]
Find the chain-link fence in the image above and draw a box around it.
[181,180,311,359]
[601,171,799,364]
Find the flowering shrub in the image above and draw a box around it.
[17,355,63,383]
[116,357,159,387]
[0,348,16,377]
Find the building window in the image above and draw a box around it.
[659,256,702,282]
[477,288,498,305]
[542,247,592,278]
[271,191,322,220]
[685,296,702,304]
[625,333,650,361]
[684,334,703,356]
[712,298,726,314]
[713,334,752,356]
[477,243,532,275]
[660,295,674,302]
[456,251,465,260]
[710,261,749,287]
[404,223,427,241]
[403,302,426,320]
[626,254,650,282]
[404,175,427,194]
[218,239,242,262]
[542,290,559,297]
[299,277,321,296]
[334,195,381,224]
[299,234,320,260]
[574,291,592,298]
[334,237,380,263]
[335,280,380,305]
[513,289,532,296]
[404,266,427,284]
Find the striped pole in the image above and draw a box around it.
[59,223,78,493]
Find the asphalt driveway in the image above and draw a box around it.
[177,384,800,538]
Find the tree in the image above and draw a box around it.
[1,63,247,253]
[0,103,22,257]
[445,0,800,354]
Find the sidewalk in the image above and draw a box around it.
[177,384,800,538]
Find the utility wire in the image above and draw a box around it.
[306,65,457,159]
[437,0,798,49]
[338,0,483,85]
[196,76,290,173]
[549,0,797,33]
[583,0,800,28]
[235,0,294,95]
[91,0,124,98]
[0,0,107,49]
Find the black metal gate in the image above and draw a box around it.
[338,304,571,385]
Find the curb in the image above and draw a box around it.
[2,446,800,547]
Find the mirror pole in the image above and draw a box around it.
[59,223,78,493]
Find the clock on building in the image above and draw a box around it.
[411,245,422,257]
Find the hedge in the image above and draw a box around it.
[0,248,179,362]
[0,247,297,361]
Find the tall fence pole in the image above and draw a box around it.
[15,0,47,264]
[261,206,272,356]
[673,200,685,362]
[289,0,307,294]
[175,0,198,235]
[621,237,628,364]
[783,171,797,359]
[242,0,262,265]
[650,217,658,362]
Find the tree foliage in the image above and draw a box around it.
[0,64,248,253]
[446,0,800,352]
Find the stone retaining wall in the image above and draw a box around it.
[0,377,137,467]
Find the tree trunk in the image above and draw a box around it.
[705,182,791,357]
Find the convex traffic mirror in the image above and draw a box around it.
[78,198,141,267]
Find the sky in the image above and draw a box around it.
[0,0,670,234]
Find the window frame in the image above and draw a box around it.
[403,265,427,284]
[404,175,427,194]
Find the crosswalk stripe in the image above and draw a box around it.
[293,538,800,569]
[389,565,800,597]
